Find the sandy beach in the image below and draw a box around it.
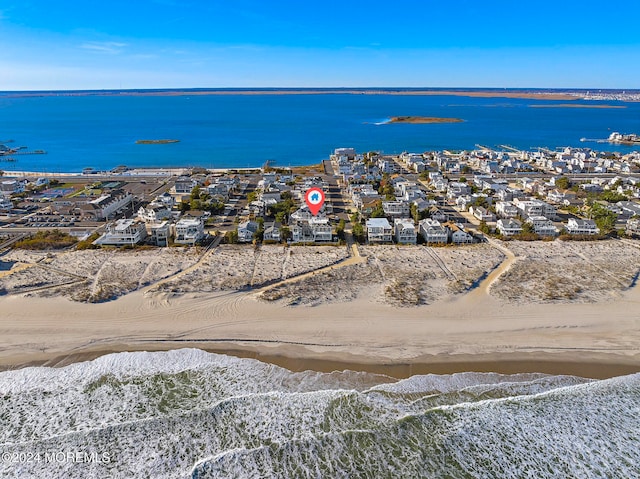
[1,240,639,378]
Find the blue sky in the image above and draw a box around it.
[1,0,639,90]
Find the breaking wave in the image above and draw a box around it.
[0,349,638,478]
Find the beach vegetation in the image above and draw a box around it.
[76,233,101,250]
[15,229,77,250]
[225,229,239,244]
[280,226,292,242]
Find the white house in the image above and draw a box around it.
[0,180,24,195]
[382,201,410,218]
[626,217,640,237]
[495,201,519,218]
[366,218,393,243]
[263,221,282,242]
[0,197,12,211]
[148,221,171,247]
[526,216,558,236]
[80,190,133,220]
[566,218,599,235]
[419,218,448,244]
[137,203,172,223]
[394,218,417,244]
[237,220,259,243]
[174,217,205,245]
[93,219,147,246]
[470,206,495,222]
[290,218,332,242]
[514,198,558,220]
[447,223,474,244]
[174,176,197,194]
[496,218,523,237]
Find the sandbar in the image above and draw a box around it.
[388,116,464,124]
[529,104,626,109]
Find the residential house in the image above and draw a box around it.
[137,203,172,223]
[366,218,393,243]
[174,176,198,194]
[290,218,332,242]
[263,221,282,242]
[428,206,448,222]
[566,218,599,235]
[495,201,519,218]
[382,201,410,219]
[0,179,25,196]
[446,223,474,244]
[174,217,205,245]
[80,190,133,220]
[155,192,175,209]
[419,218,448,244]
[526,216,558,236]
[93,219,147,246]
[394,218,417,244]
[237,220,259,243]
[626,217,640,237]
[447,182,471,199]
[470,206,495,222]
[496,218,523,237]
[0,197,12,211]
[148,221,171,247]
[513,198,557,220]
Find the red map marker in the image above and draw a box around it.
[304,187,325,216]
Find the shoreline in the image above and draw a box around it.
[4,343,639,380]
[2,88,583,101]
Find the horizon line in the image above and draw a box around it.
[2,86,640,94]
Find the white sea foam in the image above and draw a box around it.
[0,349,637,478]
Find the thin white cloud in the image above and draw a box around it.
[80,42,127,54]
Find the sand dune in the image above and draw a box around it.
[0,240,639,377]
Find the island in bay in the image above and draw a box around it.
[388,116,464,124]
[135,139,180,144]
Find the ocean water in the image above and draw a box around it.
[0,349,638,478]
[0,91,639,172]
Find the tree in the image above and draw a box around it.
[522,221,535,234]
[336,219,346,240]
[247,190,258,203]
[555,176,570,190]
[370,202,386,218]
[280,226,291,242]
[190,185,201,200]
[590,203,617,234]
[600,191,628,203]
[226,229,238,244]
[352,222,365,243]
